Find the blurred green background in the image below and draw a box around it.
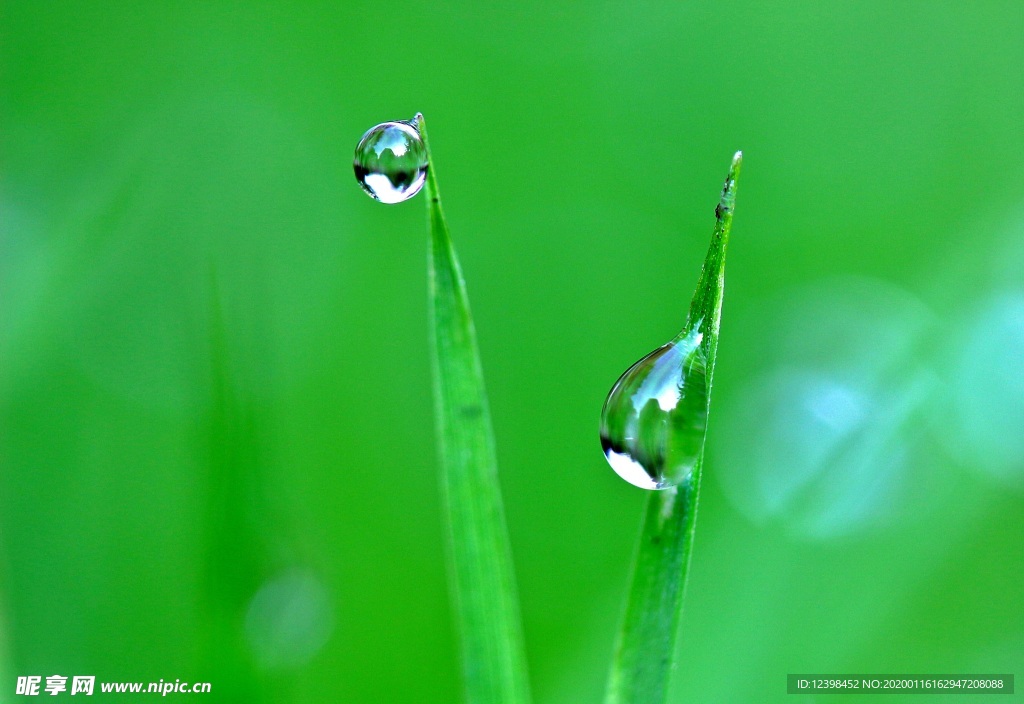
[2,2,1023,702]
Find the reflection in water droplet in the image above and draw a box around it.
[353,119,428,204]
[245,569,334,669]
[600,326,708,490]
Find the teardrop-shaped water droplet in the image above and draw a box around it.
[600,326,709,490]
[353,119,428,203]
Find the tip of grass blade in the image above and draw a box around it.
[605,152,742,704]
[689,151,742,339]
[417,114,443,207]
[716,151,742,220]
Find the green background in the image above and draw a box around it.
[2,2,1022,702]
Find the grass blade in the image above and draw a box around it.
[200,276,269,702]
[418,114,533,704]
[605,152,742,704]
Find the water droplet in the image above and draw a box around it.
[600,326,708,490]
[353,118,428,203]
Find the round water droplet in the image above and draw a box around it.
[353,119,428,204]
[600,327,708,490]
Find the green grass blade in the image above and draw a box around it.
[200,276,269,702]
[605,152,742,704]
[418,114,533,704]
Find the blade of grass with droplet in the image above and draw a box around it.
[605,152,742,704]
[417,114,532,704]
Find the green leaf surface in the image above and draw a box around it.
[605,152,742,704]
[419,114,533,704]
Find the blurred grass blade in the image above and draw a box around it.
[201,273,284,702]
[605,152,742,704]
[418,114,533,704]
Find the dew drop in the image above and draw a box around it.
[600,326,709,490]
[353,117,428,203]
